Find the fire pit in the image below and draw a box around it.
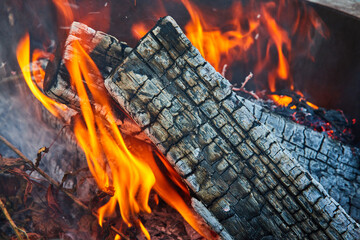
[1,0,360,239]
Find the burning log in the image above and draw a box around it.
[242,98,360,221]
[44,21,131,106]
[44,22,149,142]
[104,16,360,239]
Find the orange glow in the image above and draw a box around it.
[132,22,149,40]
[306,101,319,110]
[16,33,67,117]
[130,0,326,109]
[64,41,213,239]
[270,94,293,107]
[181,0,259,72]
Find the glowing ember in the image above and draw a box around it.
[271,95,293,107]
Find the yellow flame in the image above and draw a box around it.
[16,33,66,117]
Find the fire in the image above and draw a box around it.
[181,0,259,72]
[68,44,154,238]
[132,22,149,40]
[67,40,212,239]
[15,0,215,239]
[16,33,66,118]
[17,0,330,238]
[131,0,327,109]
[256,2,292,93]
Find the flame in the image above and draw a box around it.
[131,0,326,110]
[65,40,212,239]
[132,22,149,40]
[16,33,66,117]
[257,3,292,92]
[271,95,293,107]
[53,0,74,26]
[17,0,330,238]
[15,0,215,239]
[181,0,259,72]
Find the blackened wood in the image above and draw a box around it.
[305,0,360,19]
[44,21,132,108]
[43,22,149,141]
[105,16,360,239]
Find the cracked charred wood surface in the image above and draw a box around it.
[305,0,360,19]
[242,99,360,222]
[43,22,148,142]
[105,16,360,239]
[44,21,132,107]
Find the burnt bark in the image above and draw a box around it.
[104,16,360,239]
[44,21,131,107]
[243,99,360,221]
[305,0,360,19]
[43,22,148,142]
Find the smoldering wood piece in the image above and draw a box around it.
[105,16,360,239]
[242,97,360,221]
[43,22,148,142]
[305,0,360,19]
[44,21,132,108]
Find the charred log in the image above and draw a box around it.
[242,98,360,221]
[104,16,360,239]
[305,0,360,19]
[43,22,148,142]
[44,21,131,107]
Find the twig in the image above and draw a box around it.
[240,72,254,89]
[221,64,228,77]
[232,72,260,100]
[0,199,26,240]
[0,134,129,240]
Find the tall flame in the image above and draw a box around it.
[181,0,260,72]
[17,0,329,238]
[16,33,66,117]
[17,29,213,240]
[66,39,212,239]
[131,0,328,108]
[66,41,155,235]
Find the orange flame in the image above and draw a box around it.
[131,0,327,109]
[66,40,212,239]
[181,0,259,72]
[257,3,292,92]
[18,0,328,238]
[16,33,66,117]
[132,22,149,40]
[16,2,213,236]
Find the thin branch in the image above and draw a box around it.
[221,64,228,77]
[232,72,260,100]
[0,199,26,240]
[0,134,129,240]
